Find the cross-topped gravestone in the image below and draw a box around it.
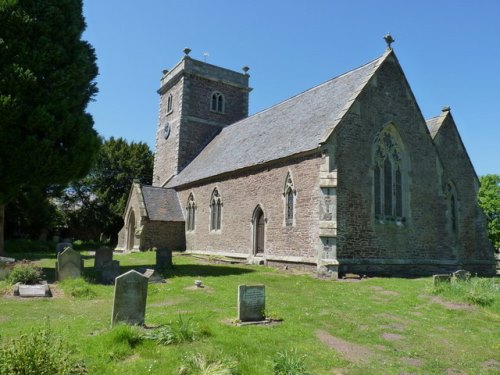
[238,284,265,322]
[112,270,148,326]
[56,248,83,281]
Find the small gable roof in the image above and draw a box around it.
[167,50,392,188]
[141,186,184,221]
[426,115,445,139]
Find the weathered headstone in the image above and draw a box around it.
[112,270,148,326]
[100,260,120,284]
[0,257,15,280]
[94,246,113,269]
[452,269,471,281]
[156,248,172,270]
[56,242,72,254]
[15,282,51,297]
[433,274,451,286]
[56,248,83,281]
[238,284,265,322]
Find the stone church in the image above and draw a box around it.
[116,45,495,276]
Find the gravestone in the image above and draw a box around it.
[452,269,471,281]
[0,257,15,280]
[156,248,173,270]
[238,284,265,322]
[56,242,72,254]
[14,282,51,297]
[94,246,114,269]
[112,270,148,326]
[433,274,451,286]
[56,248,83,281]
[100,260,120,284]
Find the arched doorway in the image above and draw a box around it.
[127,210,136,251]
[253,206,265,255]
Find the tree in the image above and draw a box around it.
[478,174,500,249]
[60,137,153,243]
[0,0,99,254]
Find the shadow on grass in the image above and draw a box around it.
[119,263,255,278]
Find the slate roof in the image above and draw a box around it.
[426,115,444,139]
[141,186,184,221]
[167,50,391,188]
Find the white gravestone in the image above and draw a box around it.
[56,248,83,281]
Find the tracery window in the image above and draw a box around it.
[210,91,224,113]
[167,94,173,113]
[210,188,222,231]
[186,193,196,231]
[373,126,406,222]
[284,172,295,226]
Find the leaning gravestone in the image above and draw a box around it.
[156,248,173,270]
[94,246,114,269]
[56,248,83,281]
[238,284,265,322]
[112,270,148,326]
[56,242,72,254]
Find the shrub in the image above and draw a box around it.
[8,263,44,285]
[178,352,238,375]
[5,239,54,254]
[272,348,311,375]
[59,278,97,299]
[0,327,87,375]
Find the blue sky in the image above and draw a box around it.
[82,0,500,176]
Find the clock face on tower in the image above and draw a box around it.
[163,122,171,140]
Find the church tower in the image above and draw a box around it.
[152,48,251,187]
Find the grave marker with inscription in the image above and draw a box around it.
[56,248,83,281]
[238,284,265,322]
[112,270,148,326]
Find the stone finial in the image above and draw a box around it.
[183,47,191,56]
[441,106,451,112]
[242,66,250,75]
[383,33,395,49]
[162,69,169,75]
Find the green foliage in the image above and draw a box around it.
[0,326,87,375]
[59,137,153,242]
[142,315,208,345]
[478,174,500,248]
[272,349,311,375]
[108,324,142,348]
[433,277,499,306]
[8,263,43,285]
[178,352,239,375]
[5,239,54,253]
[0,0,99,255]
[59,278,96,299]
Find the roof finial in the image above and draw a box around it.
[383,33,395,50]
[441,106,451,112]
[183,47,191,56]
[242,66,250,75]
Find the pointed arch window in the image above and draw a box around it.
[373,127,407,222]
[446,182,458,233]
[210,188,222,231]
[283,172,295,226]
[210,91,225,113]
[167,94,173,113]
[186,193,196,231]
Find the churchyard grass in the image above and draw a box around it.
[0,249,498,374]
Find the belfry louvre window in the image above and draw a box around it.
[210,188,222,231]
[186,193,196,231]
[167,94,173,113]
[210,92,224,113]
[373,127,407,221]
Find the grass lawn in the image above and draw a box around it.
[0,250,499,374]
